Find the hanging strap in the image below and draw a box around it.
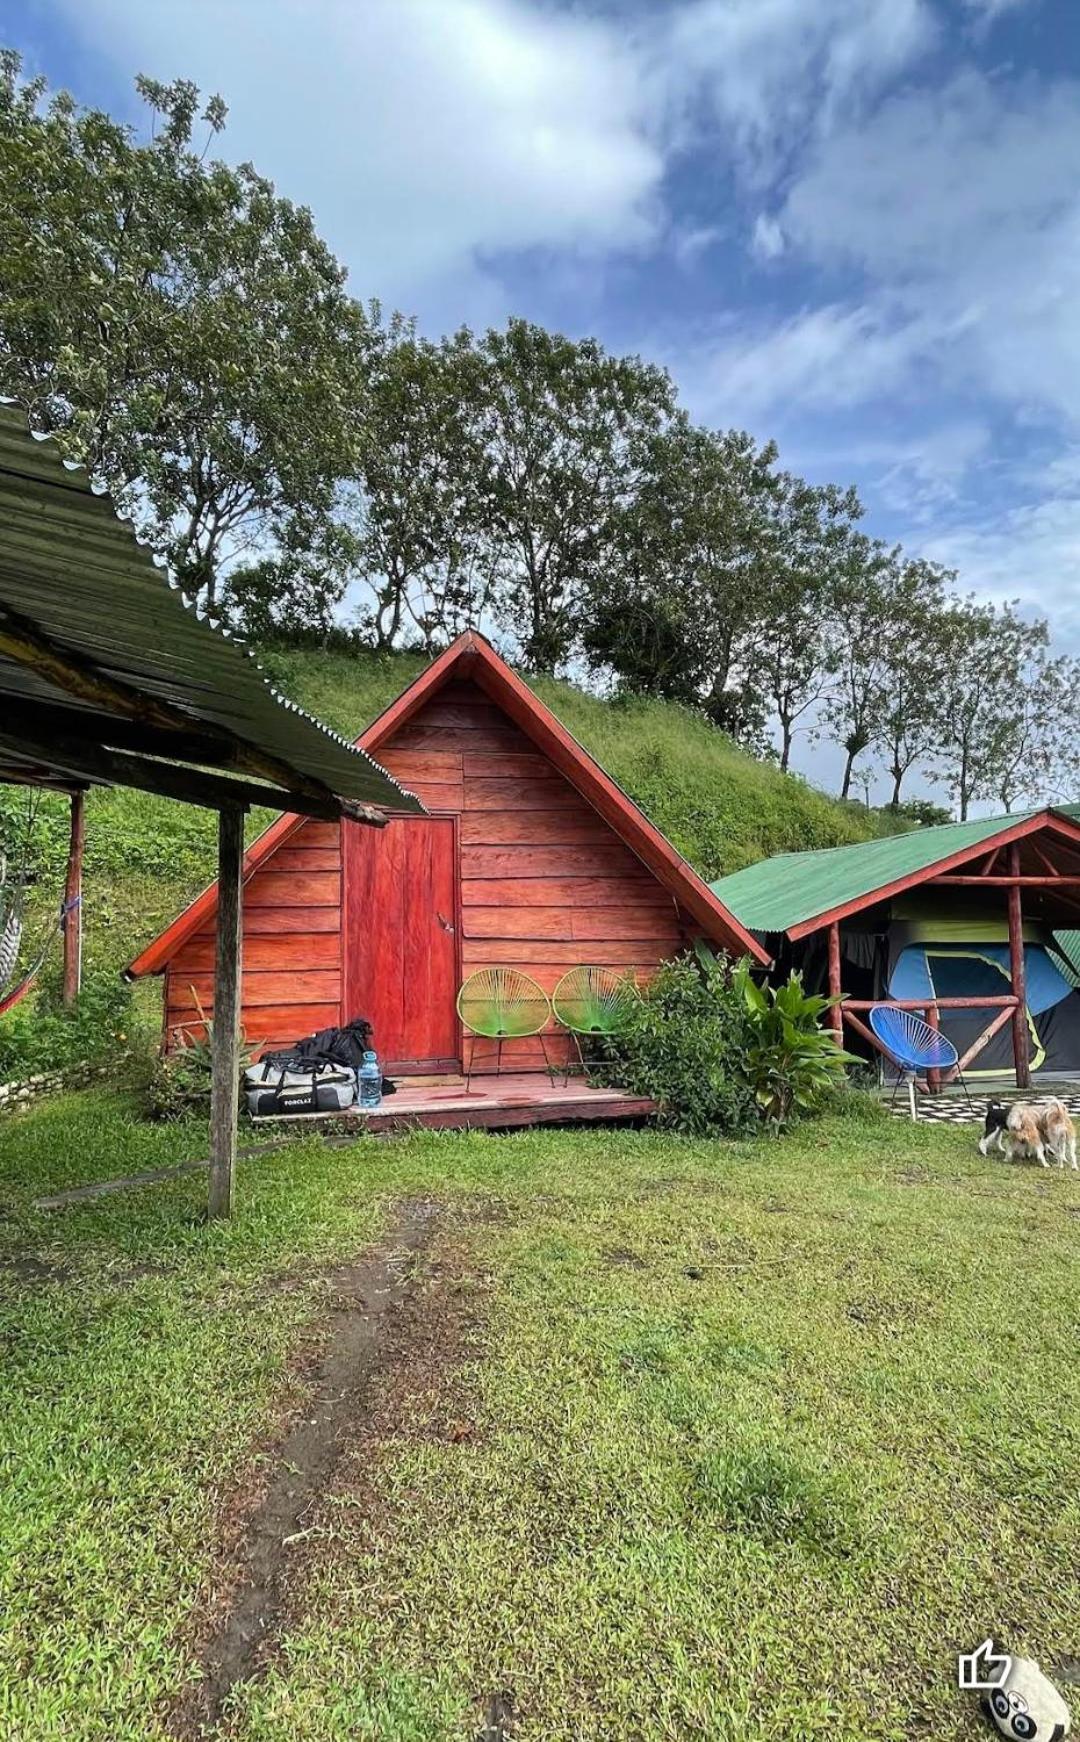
[0,895,82,1018]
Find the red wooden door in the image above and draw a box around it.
[343,817,460,1073]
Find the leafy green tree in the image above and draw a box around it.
[0,54,368,612]
[583,419,778,739]
[874,566,955,810]
[348,326,500,652]
[932,600,1050,819]
[985,648,1078,813]
[477,319,675,671]
[824,546,951,802]
[755,475,862,773]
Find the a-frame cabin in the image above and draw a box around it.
[128,633,767,1076]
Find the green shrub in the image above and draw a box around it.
[144,1015,256,1121]
[0,969,134,1081]
[597,953,758,1137]
[598,949,854,1135]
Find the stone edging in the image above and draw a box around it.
[0,1059,117,1111]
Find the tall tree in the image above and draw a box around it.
[824,547,951,802]
[0,55,368,612]
[755,474,862,772]
[985,648,1078,813]
[582,418,778,735]
[932,600,1050,819]
[348,326,500,652]
[876,569,955,810]
[477,319,674,672]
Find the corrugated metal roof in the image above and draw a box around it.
[1053,930,1080,987]
[711,807,1080,935]
[0,403,422,814]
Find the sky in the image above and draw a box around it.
[7,0,1080,801]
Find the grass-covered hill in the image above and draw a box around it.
[1,646,904,1065]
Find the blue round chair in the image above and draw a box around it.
[868,1005,971,1120]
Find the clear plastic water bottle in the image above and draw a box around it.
[358,1049,382,1110]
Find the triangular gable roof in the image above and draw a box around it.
[128,632,769,976]
[712,805,1080,941]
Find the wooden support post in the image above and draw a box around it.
[1007,843,1030,1090]
[826,922,843,1040]
[61,789,85,1005]
[208,805,245,1220]
[926,1001,941,1094]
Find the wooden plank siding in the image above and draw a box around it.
[373,680,693,1072]
[163,681,696,1068]
[163,819,342,1052]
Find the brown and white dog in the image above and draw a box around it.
[979,1097,1078,1168]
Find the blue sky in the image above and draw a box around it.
[8,0,1080,794]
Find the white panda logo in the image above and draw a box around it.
[989,1686,1039,1739]
[985,1660,1072,1741]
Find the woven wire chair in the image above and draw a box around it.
[868,1005,971,1120]
[457,968,552,1094]
[552,966,639,1083]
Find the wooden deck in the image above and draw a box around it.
[251,1071,658,1133]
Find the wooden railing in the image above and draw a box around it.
[838,996,1020,1092]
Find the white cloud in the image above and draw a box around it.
[750,215,785,261]
[669,301,932,427]
[54,0,941,320]
[662,0,936,175]
[961,0,1037,19]
[920,492,1080,643]
[774,72,1080,425]
[673,223,725,266]
[55,0,664,312]
[856,422,993,517]
[669,70,1080,437]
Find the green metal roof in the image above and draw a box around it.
[711,806,1080,936]
[0,403,422,815]
[1053,931,1080,987]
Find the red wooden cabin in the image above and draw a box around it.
[128,634,766,1076]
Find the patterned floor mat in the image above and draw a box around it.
[886,1093,1080,1124]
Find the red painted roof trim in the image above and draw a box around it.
[786,809,1080,941]
[128,631,769,975]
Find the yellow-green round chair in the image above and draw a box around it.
[457,967,551,1093]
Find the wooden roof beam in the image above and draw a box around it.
[0,722,387,823]
[930,875,1080,886]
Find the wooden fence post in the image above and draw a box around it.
[208,804,245,1220]
[1007,843,1031,1090]
[926,1001,941,1094]
[61,788,85,1005]
[827,921,843,1040]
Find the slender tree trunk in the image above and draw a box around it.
[840,750,856,801]
[779,720,793,773]
[889,765,904,808]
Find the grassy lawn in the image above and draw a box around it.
[1,1092,1078,1740]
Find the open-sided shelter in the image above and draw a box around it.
[0,402,414,1213]
[129,633,768,1077]
[712,807,1080,1089]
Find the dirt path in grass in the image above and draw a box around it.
[169,1196,443,1738]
